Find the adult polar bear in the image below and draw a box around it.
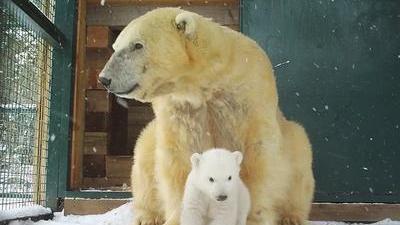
[98,8,314,225]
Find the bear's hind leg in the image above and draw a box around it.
[132,121,164,225]
[277,121,315,225]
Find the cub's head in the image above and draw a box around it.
[98,8,220,102]
[190,148,243,202]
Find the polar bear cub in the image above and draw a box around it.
[181,148,250,225]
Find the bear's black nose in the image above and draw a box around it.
[217,195,228,201]
[99,77,112,87]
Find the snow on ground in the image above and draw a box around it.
[313,220,400,225]
[6,202,400,225]
[0,205,51,221]
[9,202,132,225]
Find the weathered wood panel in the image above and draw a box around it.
[86,49,112,89]
[87,5,239,27]
[85,112,109,132]
[86,26,112,48]
[64,198,130,215]
[106,156,133,178]
[83,155,106,178]
[84,132,108,155]
[109,96,129,155]
[310,203,400,222]
[86,89,110,112]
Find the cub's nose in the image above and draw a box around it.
[216,195,228,201]
[98,77,112,87]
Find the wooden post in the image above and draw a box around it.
[70,0,87,190]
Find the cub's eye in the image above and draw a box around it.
[209,177,214,183]
[132,43,143,50]
[228,176,232,181]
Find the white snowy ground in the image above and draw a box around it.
[6,202,400,225]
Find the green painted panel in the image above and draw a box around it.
[241,0,400,203]
[46,0,76,210]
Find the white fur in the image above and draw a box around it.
[181,148,250,225]
[175,12,197,39]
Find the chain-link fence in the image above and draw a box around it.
[0,0,55,211]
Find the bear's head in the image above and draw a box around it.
[98,8,228,103]
[190,148,243,202]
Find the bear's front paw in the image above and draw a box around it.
[133,212,165,225]
[280,215,305,225]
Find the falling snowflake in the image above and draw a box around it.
[50,134,56,142]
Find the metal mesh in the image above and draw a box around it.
[0,1,54,211]
[29,0,55,21]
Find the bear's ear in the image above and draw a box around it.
[190,153,201,168]
[232,151,243,165]
[175,12,196,39]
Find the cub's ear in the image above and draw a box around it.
[175,12,196,39]
[190,153,201,168]
[232,151,243,165]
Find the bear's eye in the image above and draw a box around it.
[209,177,214,183]
[131,43,143,51]
[228,176,232,181]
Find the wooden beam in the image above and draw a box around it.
[87,0,238,6]
[70,0,87,190]
[81,177,130,188]
[310,203,400,222]
[64,198,130,215]
[87,5,239,27]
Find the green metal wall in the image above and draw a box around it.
[241,0,400,203]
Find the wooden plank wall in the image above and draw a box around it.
[86,0,239,30]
